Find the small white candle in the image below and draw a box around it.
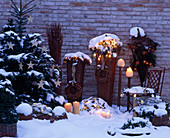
[73,101,79,114]
[102,112,106,118]
[126,67,133,78]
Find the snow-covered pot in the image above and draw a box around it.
[152,109,169,126]
[50,106,68,123]
[64,52,92,102]
[16,103,33,120]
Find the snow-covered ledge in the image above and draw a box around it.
[63,51,92,65]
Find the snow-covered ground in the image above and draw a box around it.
[3,106,170,138]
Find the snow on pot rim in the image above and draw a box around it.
[89,33,123,50]
[52,106,67,116]
[63,51,92,65]
[16,103,33,116]
[154,109,168,117]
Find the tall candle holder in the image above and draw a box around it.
[117,59,125,108]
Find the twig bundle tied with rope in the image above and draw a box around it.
[46,23,63,65]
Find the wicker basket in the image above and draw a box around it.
[0,123,17,137]
[34,114,51,120]
[152,114,169,126]
[19,114,32,120]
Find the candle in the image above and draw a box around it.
[133,94,137,117]
[117,59,125,67]
[106,112,111,119]
[102,112,106,118]
[133,94,137,108]
[73,101,79,114]
[64,103,72,113]
[126,67,133,78]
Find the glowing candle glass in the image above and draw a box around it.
[126,67,133,78]
[117,59,125,67]
[64,103,72,113]
[102,112,106,118]
[106,112,111,119]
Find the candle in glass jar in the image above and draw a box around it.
[106,112,111,119]
[73,101,79,114]
[102,112,106,118]
[64,103,72,113]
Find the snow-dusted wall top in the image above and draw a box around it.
[64,51,92,65]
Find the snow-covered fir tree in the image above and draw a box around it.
[0,0,62,107]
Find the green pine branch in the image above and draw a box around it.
[10,0,36,37]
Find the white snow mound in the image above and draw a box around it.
[16,103,33,116]
[46,93,54,102]
[130,27,145,37]
[154,109,167,117]
[124,86,154,94]
[53,106,66,116]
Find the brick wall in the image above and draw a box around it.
[0,0,170,105]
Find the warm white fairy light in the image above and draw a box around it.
[133,94,137,98]
[140,100,144,104]
[120,93,124,97]
[93,53,96,57]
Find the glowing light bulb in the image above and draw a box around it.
[133,94,137,98]
[141,100,144,104]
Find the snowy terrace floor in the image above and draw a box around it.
[4,106,170,138]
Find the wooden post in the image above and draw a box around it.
[128,77,131,88]
[117,67,122,108]
[127,77,131,111]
